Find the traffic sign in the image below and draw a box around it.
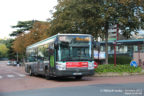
[108,24,118,41]
[130,61,138,67]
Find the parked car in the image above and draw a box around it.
[7,61,12,66]
[13,61,17,66]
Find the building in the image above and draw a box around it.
[94,39,144,64]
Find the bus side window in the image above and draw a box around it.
[27,56,37,62]
[37,46,44,61]
[27,48,37,62]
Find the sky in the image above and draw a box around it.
[0,0,58,39]
[0,0,143,39]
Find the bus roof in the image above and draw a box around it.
[27,33,92,49]
[27,34,57,49]
[58,33,92,36]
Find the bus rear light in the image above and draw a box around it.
[94,62,98,68]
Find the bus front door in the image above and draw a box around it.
[49,55,55,75]
[37,58,45,74]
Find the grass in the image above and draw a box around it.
[95,64,142,74]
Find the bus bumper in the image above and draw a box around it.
[55,69,95,77]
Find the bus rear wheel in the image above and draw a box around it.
[45,75,52,80]
[75,76,82,80]
[29,68,33,76]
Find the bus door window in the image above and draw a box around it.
[37,46,45,72]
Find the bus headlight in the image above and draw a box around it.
[56,62,66,70]
[88,62,94,70]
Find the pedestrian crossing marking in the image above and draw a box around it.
[0,74,26,79]
[12,72,26,77]
[0,76,2,79]
[18,74,26,77]
[7,75,15,78]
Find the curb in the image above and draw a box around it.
[94,70,144,77]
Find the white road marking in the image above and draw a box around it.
[0,75,2,79]
[7,75,15,78]
[18,74,26,77]
[12,72,26,78]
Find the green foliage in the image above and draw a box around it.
[0,44,8,58]
[108,56,132,64]
[6,39,16,59]
[95,64,142,73]
[50,0,103,37]
[10,20,35,36]
[51,0,144,38]
[0,39,16,59]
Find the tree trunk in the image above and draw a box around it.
[105,22,109,64]
[22,54,25,66]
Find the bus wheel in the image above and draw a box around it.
[29,68,33,76]
[75,76,82,80]
[45,74,51,80]
[45,70,51,80]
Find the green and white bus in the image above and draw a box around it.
[25,33,95,79]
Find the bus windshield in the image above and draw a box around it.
[57,35,92,61]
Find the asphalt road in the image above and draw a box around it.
[0,61,144,96]
[0,83,144,96]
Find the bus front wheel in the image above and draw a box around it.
[45,70,51,80]
[45,74,52,80]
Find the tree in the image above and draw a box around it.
[0,39,16,59]
[50,0,144,64]
[11,21,50,62]
[0,44,8,58]
[50,0,102,37]
[10,20,35,62]
[10,20,35,36]
[24,21,51,47]
[6,39,16,60]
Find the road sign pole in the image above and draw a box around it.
[114,42,116,66]
[138,44,141,67]
[108,24,119,66]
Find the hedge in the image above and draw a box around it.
[108,56,132,64]
[95,64,142,73]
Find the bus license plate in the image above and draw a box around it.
[73,73,82,75]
